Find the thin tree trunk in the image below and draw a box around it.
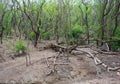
[0,35,3,44]
[34,33,39,47]
[0,26,4,44]
[101,16,105,46]
[85,6,90,44]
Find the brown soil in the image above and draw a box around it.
[0,40,120,84]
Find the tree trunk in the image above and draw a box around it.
[0,27,4,44]
[111,1,120,38]
[85,6,90,44]
[109,1,120,50]
[0,36,2,44]
[56,35,59,44]
[101,16,105,46]
[34,33,39,47]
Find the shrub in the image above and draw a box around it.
[15,40,27,53]
[68,25,85,45]
[30,32,35,40]
[110,41,120,51]
[43,31,51,40]
[110,28,120,51]
[71,27,84,39]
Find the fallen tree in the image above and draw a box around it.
[50,44,78,53]
[48,44,120,73]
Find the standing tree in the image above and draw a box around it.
[0,0,7,44]
[14,0,46,47]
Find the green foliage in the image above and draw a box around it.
[110,41,120,51]
[43,31,51,40]
[15,40,27,53]
[43,2,58,16]
[30,32,35,40]
[0,0,120,51]
[0,27,2,32]
[114,27,120,38]
[110,28,120,51]
[71,25,84,39]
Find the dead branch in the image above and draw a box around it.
[91,38,120,43]
[108,67,120,71]
[90,47,120,55]
[76,48,120,72]
[50,44,77,53]
[45,43,120,76]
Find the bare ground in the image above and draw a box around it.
[0,41,120,84]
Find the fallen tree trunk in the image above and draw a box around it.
[50,44,77,53]
[49,44,120,72]
[76,48,120,72]
[90,48,120,55]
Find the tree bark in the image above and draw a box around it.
[101,16,105,45]
[85,6,90,44]
[34,32,39,47]
[0,27,4,44]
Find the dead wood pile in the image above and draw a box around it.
[48,44,120,73]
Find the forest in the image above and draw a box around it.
[0,0,120,84]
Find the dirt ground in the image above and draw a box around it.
[0,40,120,84]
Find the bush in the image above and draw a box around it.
[43,31,51,40]
[15,40,27,53]
[110,28,120,51]
[71,27,84,39]
[30,32,35,40]
[68,25,85,45]
[110,41,120,51]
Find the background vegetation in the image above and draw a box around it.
[0,0,120,51]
